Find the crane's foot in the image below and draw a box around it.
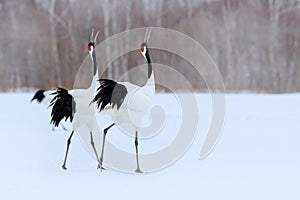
[61,165,67,170]
[97,163,106,171]
[135,168,143,174]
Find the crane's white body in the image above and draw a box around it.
[100,72,155,130]
[70,75,98,132]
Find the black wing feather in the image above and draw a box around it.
[91,79,127,111]
[49,88,76,127]
[31,89,46,103]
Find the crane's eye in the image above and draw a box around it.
[140,46,144,52]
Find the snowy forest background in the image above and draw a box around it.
[1,0,300,93]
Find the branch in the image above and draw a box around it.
[47,0,67,26]
[278,2,300,15]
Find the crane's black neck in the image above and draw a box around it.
[92,50,97,76]
[145,51,152,79]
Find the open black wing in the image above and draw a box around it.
[49,88,75,127]
[91,79,127,111]
[31,89,46,103]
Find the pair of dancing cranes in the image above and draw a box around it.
[32,29,154,173]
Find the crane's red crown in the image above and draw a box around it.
[88,45,92,52]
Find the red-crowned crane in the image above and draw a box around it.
[91,29,155,173]
[49,29,102,170]
[31,89,67,131]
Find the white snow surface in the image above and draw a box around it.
[0,92,299,199]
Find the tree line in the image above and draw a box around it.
[0,0,299,93]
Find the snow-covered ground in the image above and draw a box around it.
[0,93,299,200]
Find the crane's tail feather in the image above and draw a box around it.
[49,88,75,127]
[30,89,46,103]
[92,79,127,111]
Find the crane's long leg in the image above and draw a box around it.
[90,132,101,170]
[62,131,74,170]
[134,131,143,173]
[51,124,67,131]
[61,124,68,131]
[99,123,115,171]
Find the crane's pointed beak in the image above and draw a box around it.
[143,28,151,43]
[89,29,94,42]
[94,32,99,43]
[146,29,151,43]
